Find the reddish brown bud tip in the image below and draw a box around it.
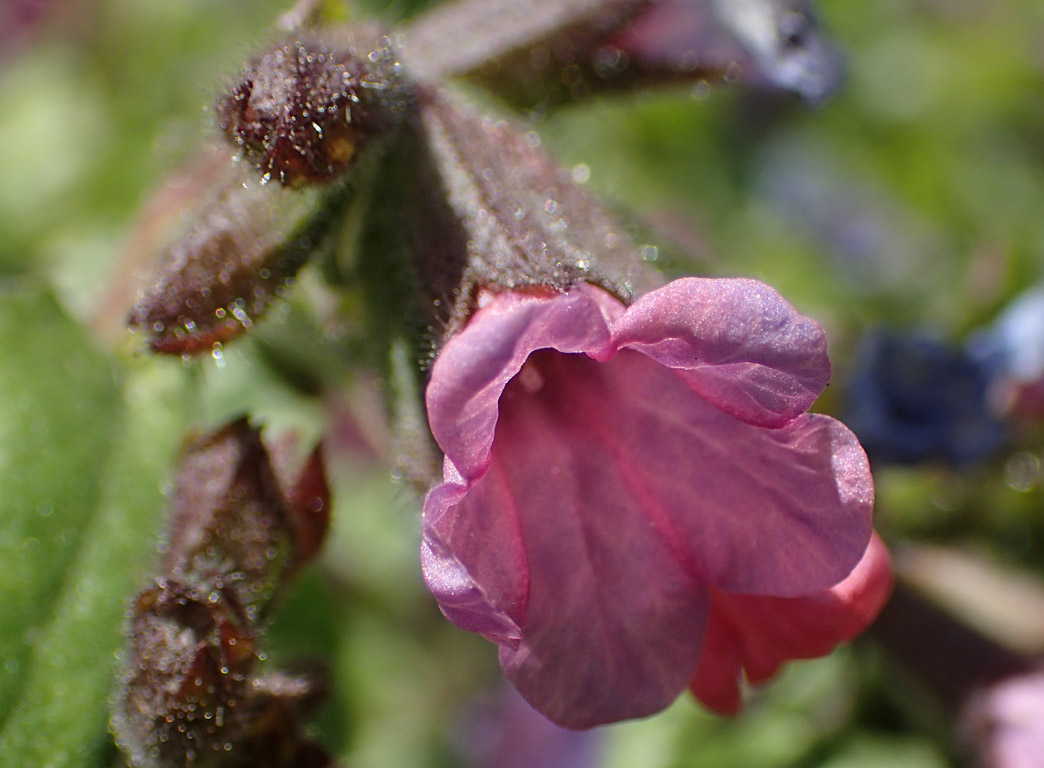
[161,418,296,616]
[283,444,332,574]
[126,161,344,357]
[111,577,258,768]
[217,35,405,187]
[126,206,291,356]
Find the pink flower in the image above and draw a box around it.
[420,277,888,729]
[964,670,1044,768]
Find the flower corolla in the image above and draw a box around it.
[421,277,890,728]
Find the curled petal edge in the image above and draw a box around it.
[690,532,894,715]
[609,277,831,428]
[425,287,616,480]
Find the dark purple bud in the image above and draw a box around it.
[217,32,408,187]
[112,582,340,767]
[111,577,259,768]
[161,418,298,618]
[161,418,331,618]
[232,670,339,768]
[126,163,345,356]
[113,419,335,767]
[129,26,412,357]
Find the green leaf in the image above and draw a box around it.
[0,285,120,719]
[0,284,189,767]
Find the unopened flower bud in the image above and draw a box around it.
[112,419,334,767]
[217,33,408,187]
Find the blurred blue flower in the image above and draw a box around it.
[843,331,1007,465]
[969,282,1044,419]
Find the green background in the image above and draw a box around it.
[2,1,1043,765]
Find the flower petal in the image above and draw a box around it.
[425,287,616,480]
[967,670,1044,768]
[422,462,527,647]
[610,278,831,427]
[422,280,877,728]
[524,346,872,595]
[689,532,894,715]
[485,351,712,728]
[454,683,604,768]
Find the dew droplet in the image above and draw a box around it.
[640,244,660,262]
[230,305,252,328]
[1006,452,1040,492]
[211,345,226,369]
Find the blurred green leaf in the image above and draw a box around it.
[0,284,188,767]
[0,285,120,718]
[817,735,949,768]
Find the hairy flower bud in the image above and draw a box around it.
[111,577,257,768]
[217,32,408,187]
[126,164,348,356]
[112,419,334,767]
